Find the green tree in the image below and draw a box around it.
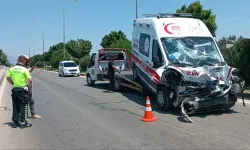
[176,1,217,37]
[0,49,8,65]
[50,49,71,68]
[110,39,132,56]
[227,38,250,83]
[29,54,43,67]
[100,30,128,48]
[66,39,92,60]
[79,55,90,71]
[217,35,237,45]
[35,61,44,68]
[47,42,64,61]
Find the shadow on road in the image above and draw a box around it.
[84,82,242,123]
[2,122,13,128]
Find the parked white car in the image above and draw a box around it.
[58,61,80,77]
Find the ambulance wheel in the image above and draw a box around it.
[87,74,95,86]
[157,87,174,111]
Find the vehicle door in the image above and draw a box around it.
[136,33,156,90]
[151,38,165,90]
[58,62,63,74]
[87,53,97,80]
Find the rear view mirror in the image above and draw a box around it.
[152,56,160,68]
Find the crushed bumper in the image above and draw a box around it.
[184,93,237,115]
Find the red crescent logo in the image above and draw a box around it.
[164,23,174,34]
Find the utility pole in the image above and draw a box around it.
[42,28,45,67]
[34,40,36,55]
[136,0,138,19]
[56,0,78,59]
[29,45,31,58]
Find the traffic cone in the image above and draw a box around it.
[141,96,157,122]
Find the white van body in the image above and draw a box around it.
[86,48,127,86]
[58,60,80,77]
[132,14,225,93]
[131,13,245,117]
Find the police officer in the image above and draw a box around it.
[6,55,32,128]
[22,55,41,119]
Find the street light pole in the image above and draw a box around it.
[29,45,31,58]
[63,4,66,59]
[56,0,78,60]
[42,28,45,67]
[34,40,36,55]
[56,0,66,59]
[136,0,138,19]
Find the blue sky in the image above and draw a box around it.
[0,0,250,64]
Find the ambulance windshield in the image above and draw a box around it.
[161,36,224,67]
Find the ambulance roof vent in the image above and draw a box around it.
[143,13,193,19]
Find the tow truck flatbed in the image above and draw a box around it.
[101,70,143,93]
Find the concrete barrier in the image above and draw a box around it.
[0,69,7,106]
[0,69,7,86]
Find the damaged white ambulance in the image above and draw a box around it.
[131,13,245,122]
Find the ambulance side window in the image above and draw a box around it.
[152,39,163,68]
[139,33,150,57]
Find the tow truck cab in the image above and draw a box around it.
[86,48,127,86]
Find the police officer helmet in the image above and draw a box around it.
[21,55,30,65]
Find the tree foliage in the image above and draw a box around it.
[0,49,8,65]
[79,55,91,71]
[47,42,64,60]
[176,1,217,37]
[227,37,250,83]
[110,39,132,57]
[29,54,43,67]
[50,49,71,68]
[66,39,92,59]
[100,30,128,48]
[217,35,237,45]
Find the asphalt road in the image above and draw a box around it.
[1,69,250,149]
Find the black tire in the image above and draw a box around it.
[87,74,95,86]
[227,94,237,109]
[157,87,174,111]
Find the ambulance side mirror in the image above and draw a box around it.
[152,56,160,68]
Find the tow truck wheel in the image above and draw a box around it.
[87,74,95,86]
[157,87,174,111]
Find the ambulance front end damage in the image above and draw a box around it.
[161,65,245,123]
[159,37,245,123]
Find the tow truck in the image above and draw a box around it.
[86,48,143,92]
